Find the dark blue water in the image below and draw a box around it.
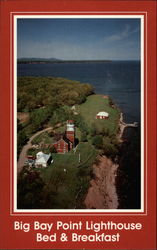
[17,61,140,123]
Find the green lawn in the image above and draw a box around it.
[77,94,120,135]
[39,142,97,209]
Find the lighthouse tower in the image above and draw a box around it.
[66,120,75,147]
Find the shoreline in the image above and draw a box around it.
[84,155,119,209]
[118,112,138,142]
[84,111,137,209]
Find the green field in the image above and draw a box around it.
[77,94,120,136]
[39,142,97,209]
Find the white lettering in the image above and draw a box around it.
[36,233,56,242]
[57,221,82,230]
[14,221,30,232]
[34,221,53,232]
[72,233,120,242]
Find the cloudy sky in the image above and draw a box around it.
[17,18,140,60]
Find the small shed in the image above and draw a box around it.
[35,151,52,168]
[96,111,109,119]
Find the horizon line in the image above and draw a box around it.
[17,58,140,61]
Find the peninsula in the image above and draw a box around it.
[17,58,112,64]
[17,76,128,209]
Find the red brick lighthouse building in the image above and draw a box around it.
[53,120,75,153]
[66,120,75,147]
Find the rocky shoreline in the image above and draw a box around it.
[84,155,119,209]
[84,112,137,209]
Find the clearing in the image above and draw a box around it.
[39,142,97,209]
[76,94,120,135]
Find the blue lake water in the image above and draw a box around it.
[17,61,141,123]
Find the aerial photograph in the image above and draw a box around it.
[17,18,141,210]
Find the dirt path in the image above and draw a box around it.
[17,127,53,173]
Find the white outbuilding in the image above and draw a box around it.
[35,151,52,168]
[96,111,109,119]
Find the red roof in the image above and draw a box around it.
[67,120,74,123]
[53,138,69,145]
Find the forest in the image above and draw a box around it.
[17,76,94,112]
[17,77,94,156]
